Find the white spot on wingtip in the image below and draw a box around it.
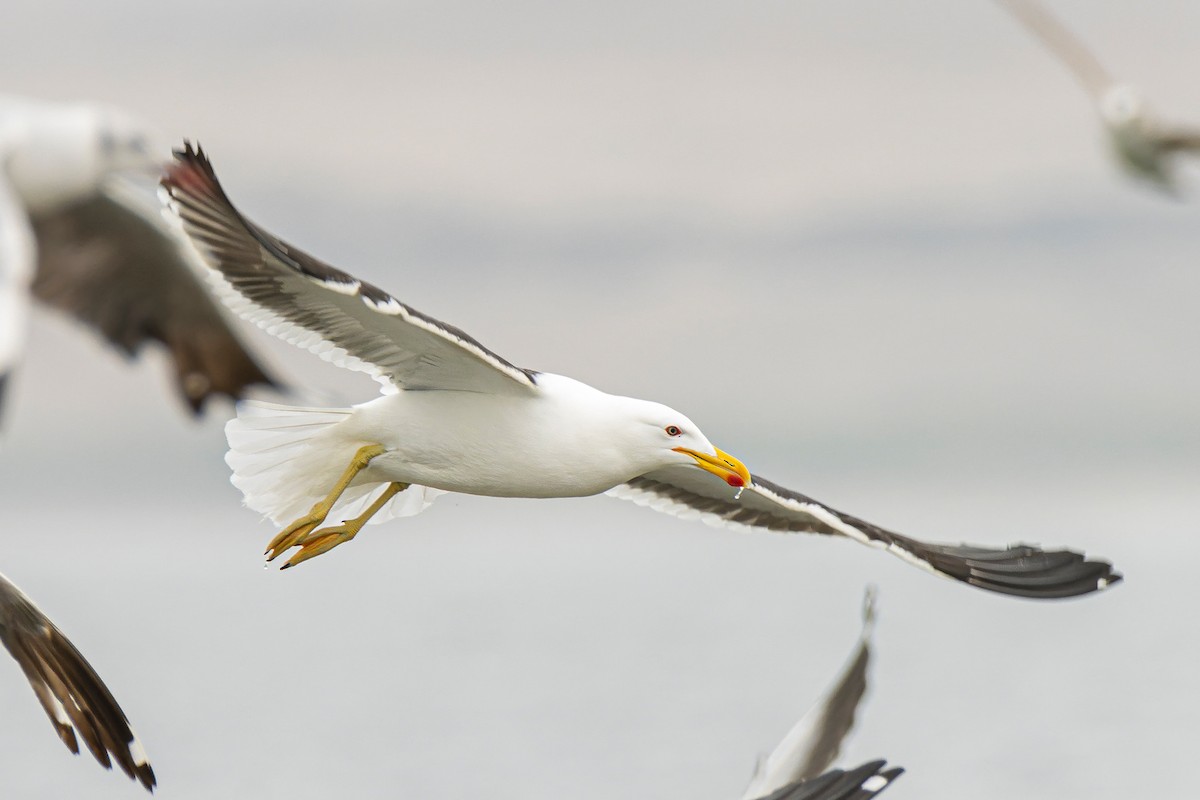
[1098,577,1110,590]
[48,695,70,727]
[862,774,889,792]
[128,735,149,767]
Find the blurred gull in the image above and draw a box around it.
[163,143,1120,599]
[0,96,282,793]
[995,0,1200,193]
[0,571,154,791]
[0,94,275,421]
[742,589,878,799]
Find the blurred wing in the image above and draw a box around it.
[606,468,1121,599]
[742,590,877,800]
[0,572,155,791]
[161,143,539,396]
[995,0,1115,98]
[1154,127,1200,154]
[0,172,35,420]
[754,760,903,800]
[29,187,277,415]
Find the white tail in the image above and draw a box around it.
[225,400,444,526]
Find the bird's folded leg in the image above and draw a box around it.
[264,443,387,562]
[280,482,408,569]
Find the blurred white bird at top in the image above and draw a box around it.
[994,0,1200,194]
[0,94,275,423]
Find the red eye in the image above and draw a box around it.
[665,425,682,437]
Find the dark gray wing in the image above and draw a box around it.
[0,572,155,791]
[607,467,1121,599]
[743,589,876,799]
[161,142,539,396]
[754,760,903,800]
[29,190,277,415]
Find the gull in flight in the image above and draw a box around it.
[995,0,1200,193]
[0,95,274,422]
[162,143,1121,599]
[0,571,154,791]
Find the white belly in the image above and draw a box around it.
[338,388,641,498]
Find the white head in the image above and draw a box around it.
[1099,84,1145,129]
[528,374,751,493]
[608,395,751,488]
[91,105,168,175]
[5,100,168,211]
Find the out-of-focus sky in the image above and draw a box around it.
[2,1,1198,798]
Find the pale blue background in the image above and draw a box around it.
[2,1,1198,797]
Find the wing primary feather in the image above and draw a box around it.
[0,574,156,791]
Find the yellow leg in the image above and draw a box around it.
[264,444,387,562]
[280,482,408,570]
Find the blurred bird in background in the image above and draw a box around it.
[0,95,280,793]
[0,94,275,424]
[995,0,1200,193]
[742,589,888,800]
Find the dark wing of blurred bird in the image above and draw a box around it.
[994,0,1200,193]
[742,589,877,799]
[29,188,277,413]
[0,572,155,792]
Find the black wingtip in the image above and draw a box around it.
[170,138,204,164]
[162,140,223,201]
[136,762,157,793]
[757,759,903,800]
[905,539,1123,599]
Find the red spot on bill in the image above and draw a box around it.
[725,474,745,488]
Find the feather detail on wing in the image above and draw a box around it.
[160,142,538,396]
[0,573,155,792]
[29,190,276,414]
[606,468,1121,599]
